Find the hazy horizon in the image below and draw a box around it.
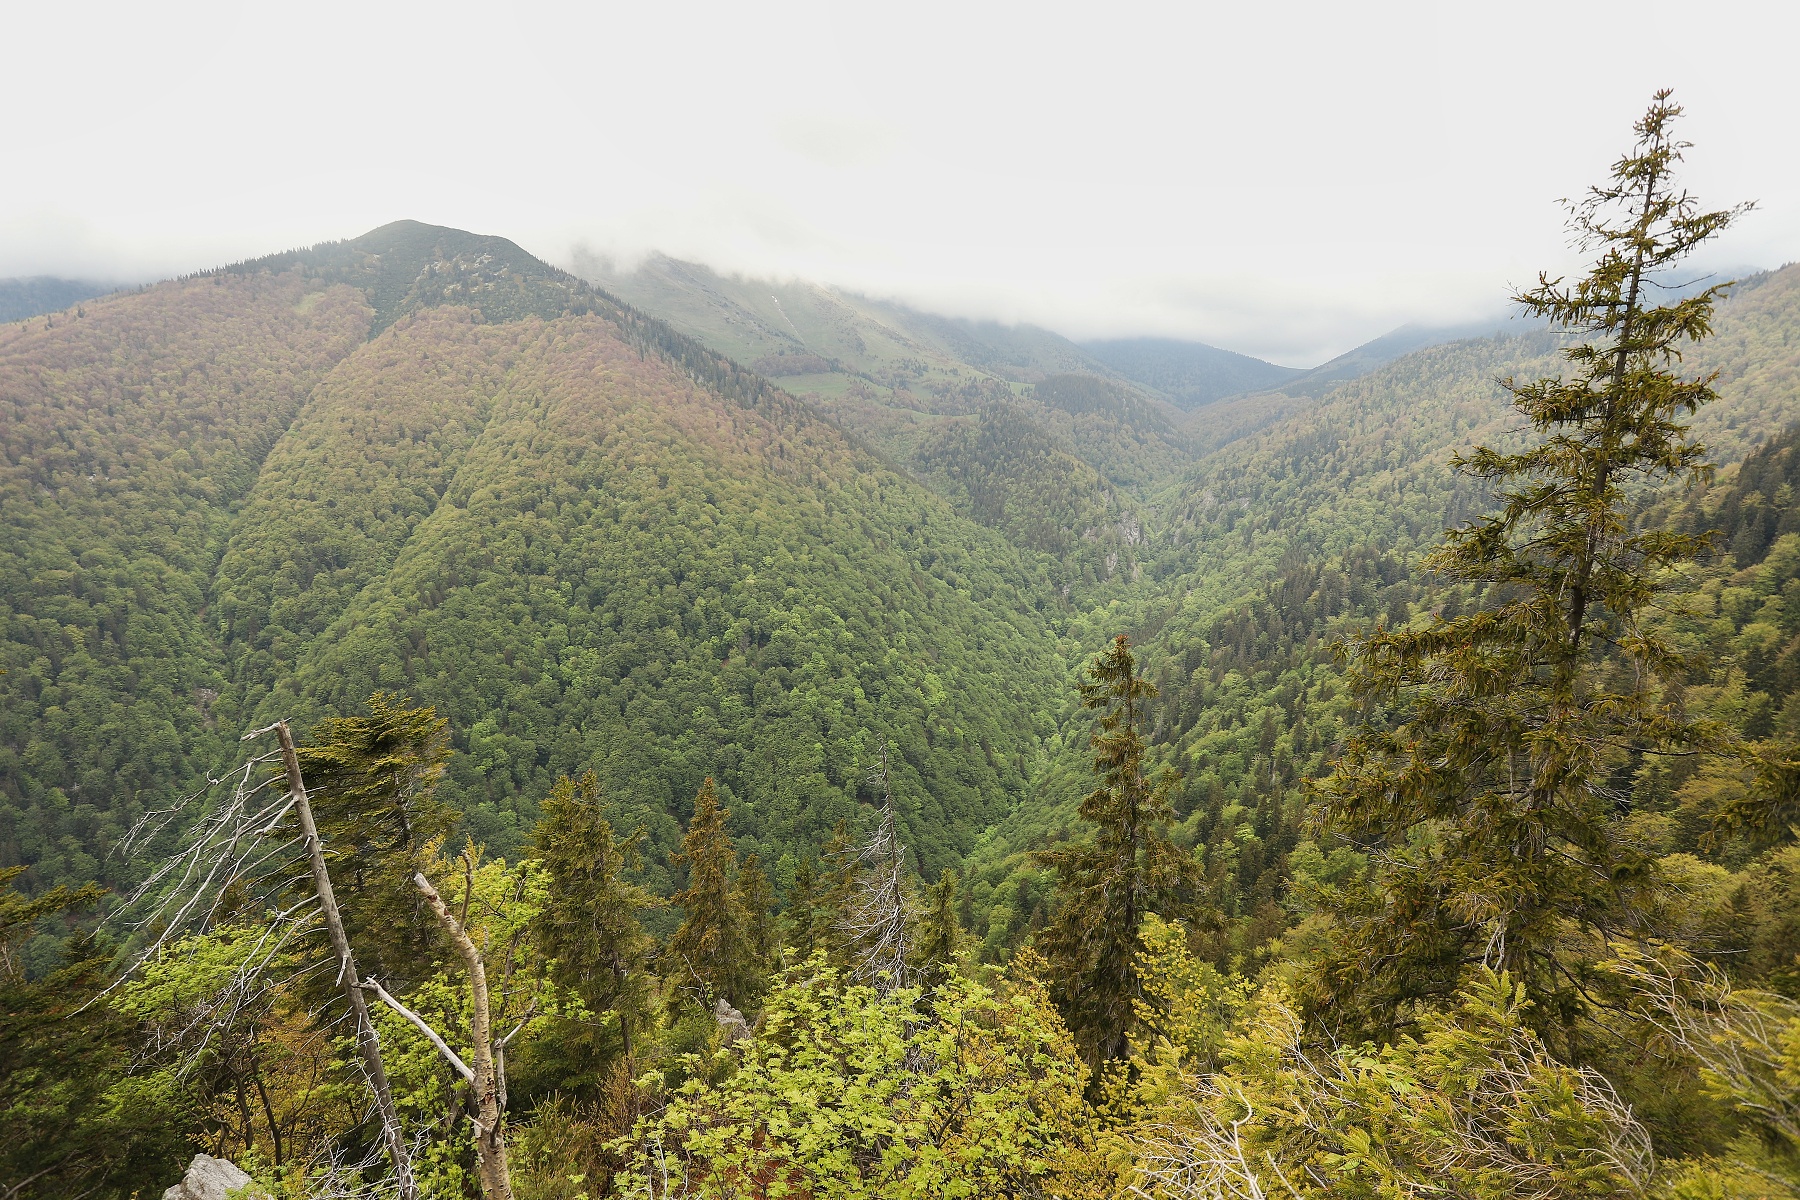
[8,0,1797,365]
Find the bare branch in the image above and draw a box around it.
[361,977,474,1083]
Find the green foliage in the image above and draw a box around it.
[914,399,1145,595]
[1,869,191,1198]
[913,868,964,992]
[111,925,366,1178]
[1122,970,1657,1199]
[1039,635,1202,1068]
[780,854,826,963]
[296,695,454,987]
[619,962,1111,1199]
[0,271,370,891]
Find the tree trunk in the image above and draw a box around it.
[414,871,513,1200]
[274,722,418,1200]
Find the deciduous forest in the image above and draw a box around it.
[8,94,1800,1199]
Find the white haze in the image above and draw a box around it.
[4,0,1797,365]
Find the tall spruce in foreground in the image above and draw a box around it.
[531,772,654,1085]
[1039,634,1201,1069]
[1308,92,1748,1050]
[667,778,761,1010]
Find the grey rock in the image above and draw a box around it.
[162,1153,265,1200]
[714,996,753,1045]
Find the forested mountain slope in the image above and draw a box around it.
[1,222,1070,895]
[960,262,1800,957]
[587,256,1191,601]
[1,276,119,323]
[1079,336,1304,409]
[0,273,374,883]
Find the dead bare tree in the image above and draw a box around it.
[837,741,912,994]
[357,845,542,1200]
[360,868,513,1200]
[112,721,418,1200]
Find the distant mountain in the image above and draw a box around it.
[583,254,1190,593]
[579,253,1123,394]
[1078,337,1304,409]
[1,220,1067,894]
[1276,316,1533,397]
[0,276,117,323]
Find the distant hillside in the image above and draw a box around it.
[960,261,1800,954]
[0,221,1068,895]
[0,276,116,323]
[580,254,1191,595]
[1079,336,1303,409]
[1276,316,1531,397]
[580,253,1122,395]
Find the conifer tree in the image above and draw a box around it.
[914,869,964,993]
[734,852,775,1004]
[667,779,760,1010]
[1039,634,1201,1069]
[819,818,861,968]
[531,772,655,1082]
[1308,92,1749,1049]
[783,856,826,965]
[295,693,454,983]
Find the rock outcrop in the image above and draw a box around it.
[161,1154,267,1200]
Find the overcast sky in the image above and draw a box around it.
[6,0,1797,365]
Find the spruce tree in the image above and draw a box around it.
[1308,92,1748,1049]
[295,693,453,984]
[1039,634,1201,1069]
[783,856,825,965]
[734,852,775,1004]
[818,818,860,968]
[531,772,655,1084]
[914,869,964,993]
[667,778,760,1010]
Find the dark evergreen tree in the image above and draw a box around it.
[818,818,861,969]
[666,779,759,1010]
[733,852,775,1006]
[529,772,655,1091]
[782,856,825,965]
[1308,92,1748,1051]
[0,870,192,1198]
[295,693,454,985]
[914,869,964,993]
[1038,634,1200,1069]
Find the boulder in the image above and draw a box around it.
[714,997,753,1045]
[161,1154,266,1200]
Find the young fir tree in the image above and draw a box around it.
[530,772,655,1086]
[733,852,775,1005]
[818,818,861,968]
[783,856,826,965]
[1038,634,1201,1069]
[295,693,453,985]
[666,778,760,1010]
[914,869,965,993]
[1307,92,1749,1050]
